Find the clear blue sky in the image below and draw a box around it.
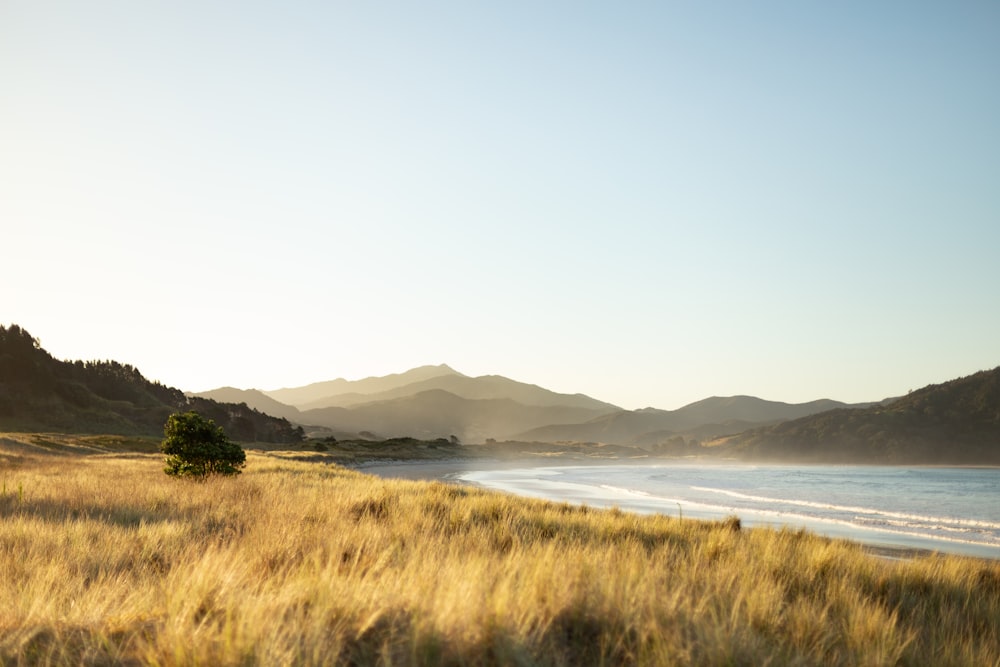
[2,2,998,410]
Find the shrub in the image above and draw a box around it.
[160,411,246,477]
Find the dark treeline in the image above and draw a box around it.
[0,324,303,443]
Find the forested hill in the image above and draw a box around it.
[0,324,303,443]
[722,367,1000,464]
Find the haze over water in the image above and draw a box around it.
[460,464,1000,560]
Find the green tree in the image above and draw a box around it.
[161,411,246,477]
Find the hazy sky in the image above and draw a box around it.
[3,2,998,410]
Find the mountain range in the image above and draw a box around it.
[515,396,884,446]
[5,322,997,464]
[195,365,621,442]
[194,366,881,445]
[195,361,1000,464]
[264,364,459,407]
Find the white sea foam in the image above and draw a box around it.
[459,463,1000,558]
[690,486,1000,531]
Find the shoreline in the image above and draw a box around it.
[357,458,1000,562]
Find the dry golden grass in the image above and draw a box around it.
[1,447,998,665]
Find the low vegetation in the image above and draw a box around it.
[288,436,652,466]
[1,441,997,665]
[161,411,246,477]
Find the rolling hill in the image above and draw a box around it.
[517,396,879,445]
[720,367,1000,463]
[297,389,614,443]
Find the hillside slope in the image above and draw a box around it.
[191,387,302,422]
[0,325,303,443]
[722,367,1000,463]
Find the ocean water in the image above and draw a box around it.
[457,463,1000,559]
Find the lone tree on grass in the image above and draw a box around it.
[161,411,246,477]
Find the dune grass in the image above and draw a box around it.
[0,449,998,666]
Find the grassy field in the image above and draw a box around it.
[1,441,998,665]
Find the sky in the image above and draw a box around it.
[2,1,998,411]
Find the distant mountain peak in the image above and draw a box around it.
[264,364,465,408]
